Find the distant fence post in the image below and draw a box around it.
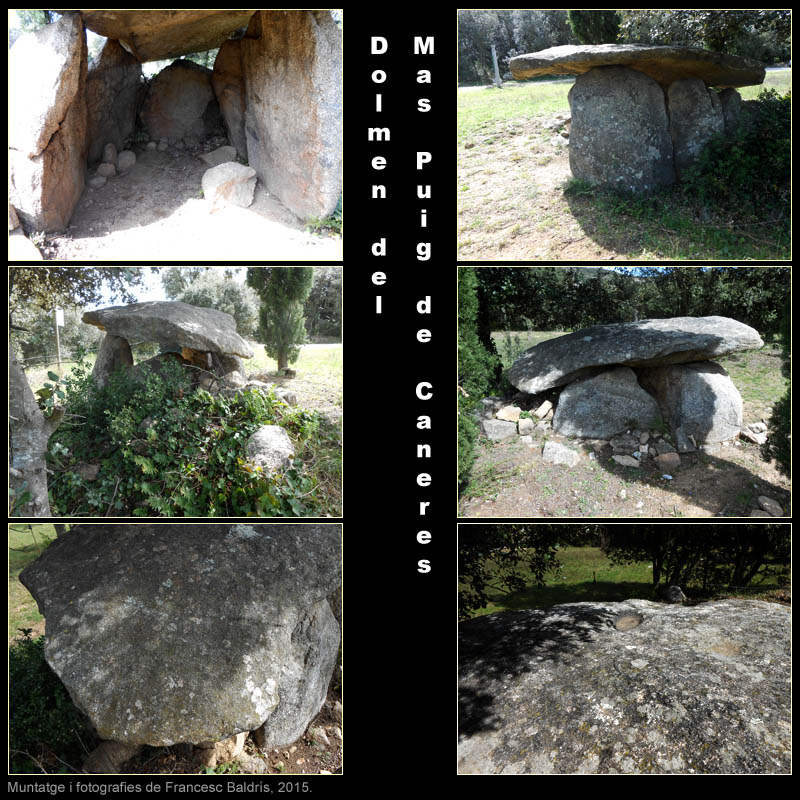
[491,44,502,88]
[53,308,63,378]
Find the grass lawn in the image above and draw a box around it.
[8,524,58,644]
[461,545,789,619]
[457,69,791,261]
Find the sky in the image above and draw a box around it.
[85,268,248,311]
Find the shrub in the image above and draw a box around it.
[681,88,790,224]
[9,634,95,773]
[458,268,502,490]
[47,355,332,517]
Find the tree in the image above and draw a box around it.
[9,267,144,516]
[567,10,620,44]
[246,268,314,372]
[459,524,563,620]
[303,268,342,339]
[162,268,260,338]
[458,268,502,488]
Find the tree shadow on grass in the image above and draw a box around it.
[459,604,616,737]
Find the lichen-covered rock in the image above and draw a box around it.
[638,361,743,451]
[245,425,295,476]
[82,301,253,359]
[553,367,660,439]
[568,66,675,193]
[667,78,725,179]
[459,599,790,774]
[20,524,341,748]
[508,317,763,395]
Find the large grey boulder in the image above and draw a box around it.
[245,425,296,476]
[568,66,676,193]
[667,78,725,179]
[19,524,341,748]
[637,361,743,451]
[83,301,254,359]
[510,44,765,89]
[140,59,216,143]
[508,317,763,395]
[553,366,661,439]
[459,599,790,774]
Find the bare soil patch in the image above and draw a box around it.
[459,430,790,519]
[38,146,342,261]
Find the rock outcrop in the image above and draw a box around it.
[508,317,763,395]
[20,524,342,749]
[459,599,790,774]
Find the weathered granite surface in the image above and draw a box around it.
[459,599,790,774]
[510,44,765,89]
[82,301,254,358]
[20,524,342,748]
[508,317,763,395]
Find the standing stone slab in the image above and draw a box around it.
[85,39,143,165]
[568,66,676,193]
[241,10,343,220]
[92,333,134,388]
[508,316,763,395]
[9,12,88,232]
[211,40,248,160]
[459,599,790,774]
[668,78,725,178]
[553,367,660,439]
[637,361,743,451]
[19,524,342,748]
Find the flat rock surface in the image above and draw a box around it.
[459,599,790,774]
[508,316,763,394]
[83,300,254,358]
[79,10,256,63]
[510,44,765,88]
[20,524,342,748]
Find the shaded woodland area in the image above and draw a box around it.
[459,523,790,619]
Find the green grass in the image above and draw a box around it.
[462,545,788,619]
[459,70,791,141]
[8,524,58,643]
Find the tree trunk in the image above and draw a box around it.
[9,344,64,517]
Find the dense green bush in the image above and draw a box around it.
[458,268,502,489]
[46,356,334,516]
[9,634,95,773]
[681,89,790,225]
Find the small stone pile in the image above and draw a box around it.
[88,142,137,188]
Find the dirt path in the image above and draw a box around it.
[39,146,342,261]
[459,431,790,519]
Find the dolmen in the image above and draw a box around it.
[505,316,763,452]
[20,524,342,771]
[510,44,765,192]
[458,599,790,773]
[83,300,253,388]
